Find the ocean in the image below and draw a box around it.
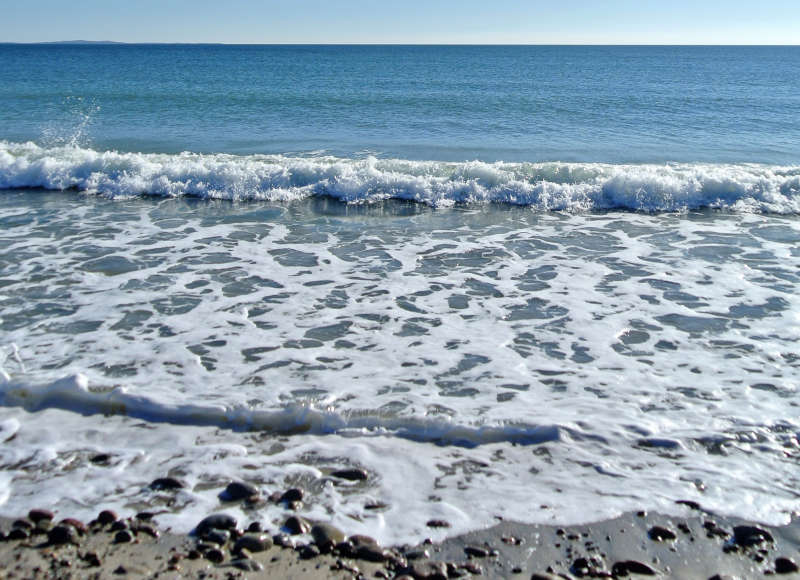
[0,44,799,544]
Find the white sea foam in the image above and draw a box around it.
[1,188,799,544]
[1,141,799,212]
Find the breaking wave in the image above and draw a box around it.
[1,140,799,212]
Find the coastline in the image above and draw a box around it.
[2,504,799,579]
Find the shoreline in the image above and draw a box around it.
[2,504,800,579]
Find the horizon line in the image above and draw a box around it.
[2,41,800,47]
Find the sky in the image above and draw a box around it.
[1,0,798,44]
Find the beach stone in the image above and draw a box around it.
[331,468,369,481]
[273,533,294,548]
[530,574,563,580]
[205,547,226,563]
[612,560,658,576]
[311,523,346,552]
[196,514,237,536]
[280,488,304,503]
[28,509,55,523]
[110,520,129,532]
[135,511,154,521]
[775,557,799,574]
[48,525,79,545]
[82,551,102,567]
[8,528,30,541]
[403,560,448,580]
[90,453,111,465]
[733,525,773,547]
[300,544,321,559]
[114,530,134,543]
[135,523,160,538]
[34,519,53,534]
[149,477,184,491]
[234,532,273,553]
[356,544,389,563]
[648,525,677,541]
[461,561,483,575]
[60,518,88,534]
[220,481,259,501]
[464,545,490,558]
[247,521,263,532]
[12,519,33,530]
[98,510,118,525]
[426,519,451,528]
[406,549,430,560]
[284,515,311,535]
[232,558,263,571]
[205,529,231,546]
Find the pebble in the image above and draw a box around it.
[612,560,658,576]
[48,525,79,545]
[90,453,111,465]
[110,520,130,532]
[8,528,30,541]
[60,518,88,534]
[284,515,311,535]
[403,560,448,580]
[280,488,304,503]
[220,481,259,501]
[195,514,238,536]
[12,519,34,530]
[732,525,774,547]
[205,547,226,563]
[464,545,490,558]
[311,523,346,552]
[273,533,294,548]
[149,477,185,491]
[648,525,677,541]
[232,558,264,571]
[135,523,160,538]
[331,468,369,481]
[114,530,134,544]
[405,549,430,560]
[300,544,321,559]
[135,512,154,521]
[205,529,231,546]
[356,544,389,562]
[82,551,102,567]
[234,533,273,553]
[28,509,55,523]
[775,557,799,574]
[247,521,263,532]
[98,510,119,525]
[426,519,451,528]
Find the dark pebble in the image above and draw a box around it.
[60,518,88,534]
[300,544,321,559]
[8,528,30,541]
[426,519,451,528]
[530,574,563,580]
[612,560,658,576]
[311,523,346,552]
[733,525,774,547]
[12,519,33,530]
[331,468,369,481]
[83,552,101,567]
[187,549,201,560]
[114,530,134,544]
[234,533,273,553]
[405,549,430,560]
[284,515,311,535]
[676,500,702,510]
[462,561,483,575]
[28,509,55,523]
[356,544,388,563]
[280,488,304,503]
[464,545,490,558]
[220,481,259,501]
[149,477,184,491]
[273,533,293,548]
[205,547,226,563]
[135,512,155,521]
[48,525,79,545]
[648,526,677,541]
[90,453,111,465]
[110,520,129,532]
[98,510,118,525]
[403,560,448,580]
[135,524,160,538]
[113,565,127,575]
[195,514,237,536]
[776,557,799,574]
[247,521,263,532]
[232,558,264,571]
[204,529,231,546]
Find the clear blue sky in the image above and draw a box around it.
[2,0,798,44]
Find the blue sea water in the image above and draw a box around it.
[2,44,799,163]
[1,45,800,542]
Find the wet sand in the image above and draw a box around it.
[2,503,800,579]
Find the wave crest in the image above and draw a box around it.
[1,141,799,212]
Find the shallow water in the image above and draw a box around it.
[1,190,799,542]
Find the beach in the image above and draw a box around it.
[1,44,800,578]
